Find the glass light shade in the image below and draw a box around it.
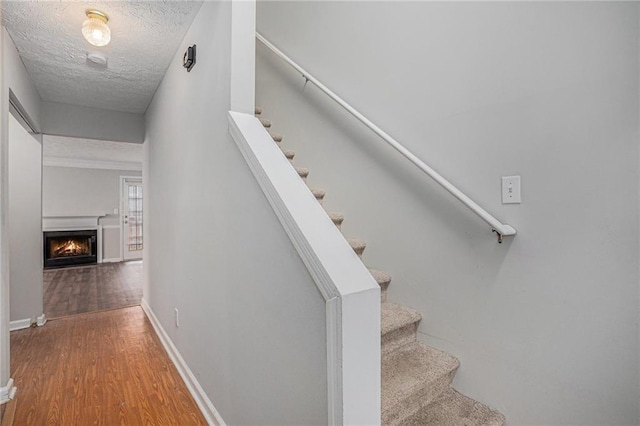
[82,13,111,47]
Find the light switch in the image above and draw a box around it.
[113,208,118,214]
[502,176,521,204]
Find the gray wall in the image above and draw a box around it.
[0,25,42,388]
[8,113,42,323]
[42,166,141,260]
[41,101,144,143]
[144,2,328,424]
[256,2,639,425]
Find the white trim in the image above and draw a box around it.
[43,156,142,171]
[0,378,16,405]
[101,224,120,230]
[101,257,123,263]
[228,111,380,425]
[43,215,105,229]
[141,299,224,426]
[9,318,31,332]
[37,314,46,327]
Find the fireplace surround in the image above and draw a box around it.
[43,229,98,268]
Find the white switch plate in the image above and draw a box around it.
[502,176,521,204]
[113,208,118,215]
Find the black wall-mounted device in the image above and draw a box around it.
[183,44,196,72]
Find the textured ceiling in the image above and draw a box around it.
[2,1,202,113]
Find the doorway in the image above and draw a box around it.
[121,177,143,261]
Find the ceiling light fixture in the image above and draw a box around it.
[82,9,111,47]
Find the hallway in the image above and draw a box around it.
[9,306,206,425]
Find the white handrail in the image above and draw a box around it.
[256,32,516,242]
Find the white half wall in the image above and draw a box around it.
[8,113,42,323]
[256,2,640,425]
[144,2,328,424]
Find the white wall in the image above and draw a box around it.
[256,2,639,425]
[41,101,144,143]
[42,166,141,260]
[0,24,42,392]
[144,2,327,424]
[8,113,42,323]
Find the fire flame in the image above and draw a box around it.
[52,239,89,257]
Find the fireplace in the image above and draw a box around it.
[43,230,97,268]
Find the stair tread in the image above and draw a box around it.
[311,188,325,198]
[328,212,344,224]
[260,118,271,128]
[295,167,309,178]
[369,268,391,286]
[347,238,366,255]
[404,388,505,426]
[254,106,262,115]
[382,342,459,413]
[283,150,295,160]
[270,133,283,142]
[381,302,421,336]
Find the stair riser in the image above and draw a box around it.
[382,323,418,356]
[382,369,458,426]
[380,283,390,303]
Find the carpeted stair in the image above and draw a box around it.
[255,107,505,425]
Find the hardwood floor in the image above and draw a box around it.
[44,261,142,319]
[10,306,207,425]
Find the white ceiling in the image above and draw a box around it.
[1,1,203,114]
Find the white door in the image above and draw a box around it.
[122,178,143,260]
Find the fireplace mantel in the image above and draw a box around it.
[43,215,108,231]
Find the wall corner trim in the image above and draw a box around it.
[0,378,16,405]
[140,299,225,426]
[37,314,46,327]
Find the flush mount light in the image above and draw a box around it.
[82,9,111,47]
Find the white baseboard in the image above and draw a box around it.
[141,299,224,426]
[9,318,32,332]
[11,313,46,331]
[37,313,47,327]
[0,378,16,405]
[102,257,123,263]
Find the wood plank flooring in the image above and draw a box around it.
[44,261,143,319]
[10,306,207,425]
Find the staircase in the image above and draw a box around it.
[255,107,506,426]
